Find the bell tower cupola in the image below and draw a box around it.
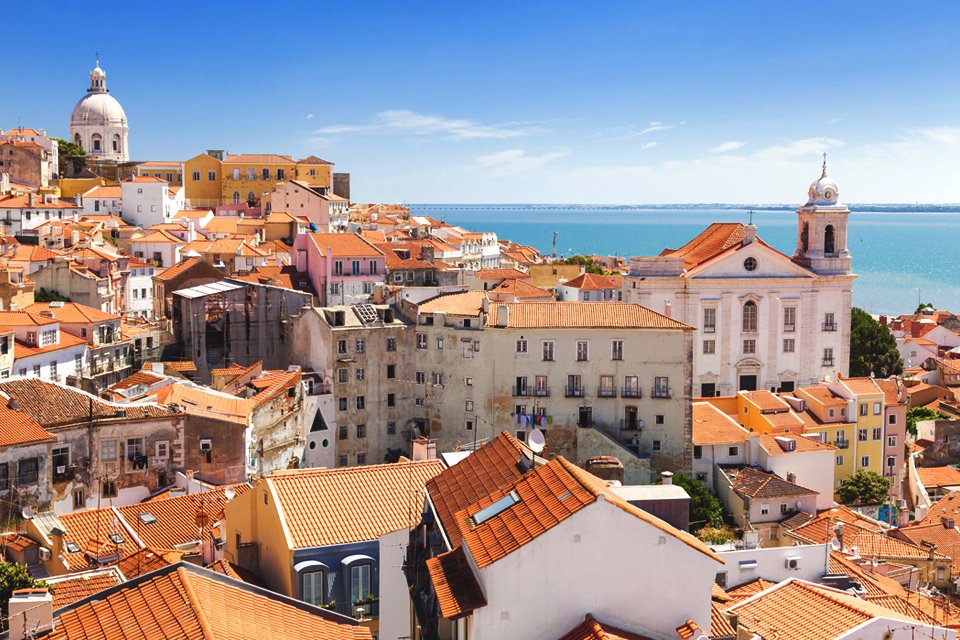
[794,154,851,275]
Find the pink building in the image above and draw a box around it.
[292,232,385,305]
[877,378,907,499]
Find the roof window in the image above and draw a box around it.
[108,533,124,545]
[64,541,80,554]
[472,491,520,526]
[138,512,157,525]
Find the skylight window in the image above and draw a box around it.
[472,491,520,526]
[65,542,80,554]
[108,533,124,545]
[138,512,157,525]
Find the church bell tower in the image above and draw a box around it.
[794,155,852,276]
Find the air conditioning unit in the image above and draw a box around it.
[785,556,801,570]
[39,547,51,561]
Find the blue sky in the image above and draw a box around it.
[5,1,960,203]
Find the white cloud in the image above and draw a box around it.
[754,136,842,160]
[315,109,540,140]
[913,126,960,144]
[639,141,657,150]
[306,113,314,120]
[475,149,568,174]
[710,140,744,154]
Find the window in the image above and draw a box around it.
[302,570,326,606]
[465,400,474,412]
[49,360,58,380]
[888,414,897,425]
[338,368,348,383]
[464,376,473,386]
[355,368,365,381]
[874,402,882,415]
[41,330,57,346]
[860,403,868,417]
[387,364,396,379]
[780,503,789,515]
[330,282,341,295]
[387,421,397,435]
[784,307,796,332]
[888,435,897,448]
[728,446,739,457]
[262,168,270,180]
[742,300,758,332]
[416,371,425,384]
[338,398,347,411]
[18,458,38,485]
[872,427,882,440]
[599,375,615,396]
[436,339,444,349]
[465,419,474,431]
[887,456,896,468]
[542,340,555,361]
[760,504,769,515]
[386,337,396,351]
[743,257,758,271]
[431,372,444,385]
[703,308,716,333]
[356,396,365,411]
[350,564,372,605]
[207,170,217,181]
[743,339,756,354]
[73,488,85,509]
[351,260,360,275]
[823,312,837,332]
[246,168,256,180]
[334,261,344,276]
[693,445,703,459]
[823,348,834,367]
[860,456,870,468]
[653,440,661,451]
[156,441,169,459]
[356,424,366,438]
[338,425,348,440]
[654,376,670,398]
[783,338,795,353]
[656,415,665,424]
[101,439,118,462]
[576,340,589,361]
[416,333,427,349]
[611,340,623,361]
[338,455,347,467]
[277,168,285,180]
[337,339,348,355]
[703,340,716,354]
[52,446,70,477]
[387,393,395,407]
[516,339,528,354]
[355,339,365,354]
[102,480,118,498]
[356,453,366,465]
[837,455,844,466]
[858,428,868,441]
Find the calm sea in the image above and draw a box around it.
[409,205,959,316]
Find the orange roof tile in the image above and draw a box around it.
[724,466,817,499]
[306,232,385,258]
[116,547,183,578]
[894,521,960,575]
[13,331,88,359]
[46,568,125,609]
[741,389,791,412]
[799,385,848,407]
[135,229,185,245]
[474,268,529,281]
[418,290,486,316]
[47,563,371,640]
[916,466,960,489]
[659,223,746,270]
[489,278,554,300]
[128,175,167,183]
[58,508,135,571]
[924,492,960,524]
[0,401,55,447]
[24,301,118,324]
[0,194,80,210]
[692,402,750,445]
[557,613,654,640]
[874,379,904,406]
[757,433,836,455]
[560,272,620,291]
[267,459,444,548]
[842,377,883,396]
[224,153,294,164]
[84,185,122,199]
[710,602,736,638]
[2,533,38,552]
[790,517,949,561]
[425,432,528,547]
[425,546,486,620]
[487,302,692,330]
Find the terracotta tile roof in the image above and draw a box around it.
[205,559,242,580]
[0,194,80,210]
[659,223,746,270]
[757,433,836,456]
[134,229,185,245]
[128,176,167,183]
[267,459,444,549]
[58,508,135,571]
[116,484,249,552]
[24,301,119,324]
[418,290,486,316]
[0,378,177,429]
[725,579,932,640]
[560,273,620,291]
[692,402,750,445]
[84,185,122,199]
[160,382,251,425]
[46,568,125,609]
[306,232,384,258]
[230,265,309,292]
[47,563,371,640]
[359,229,386,243]
[116,547,183,578]
[474,268,529,281]
[109,371,165,392]
[741,390,791,412]
[425,432,528,547]
[454,456,719,569]
[154,257,208,282]
[923,492,960,523]
[487,302,692,330]
[710,602,736,638]
[790,517,950,561]
[874,379,904,405]
[725,466,817,499]
[490,278,554,300]
[841,377,883,396]
[245,369,301,408]
[9,244,58,262]
[224,153,294,164]
[916,466,960,489]
[724,577,777,601]
[893,521,960,575]
[153,360,198,373]
[425,546,487,620]
[799,385,848,407]
[556,613,654,640]
[13,331,88,359]
[2,533,38,552]
[298,155,333,165]
[0,310,58,327]
[0,400,55,446]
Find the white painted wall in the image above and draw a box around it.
[752,440,836,511]
[379,526,413,640]
[470,497,719,640]
[839,617,956,640]
[716,544,829,588]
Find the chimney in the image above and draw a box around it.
[743,224,757,245]
[27,193,35,206]
[585,456,625,484]
[942,517,956,529]
[412,437,436,461]
[663,301,672,318]
[661,470,674,485]
[496,304,510,327]
[8,589,53,640]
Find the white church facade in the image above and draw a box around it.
[69,60,129,162]
[623,161,855,397]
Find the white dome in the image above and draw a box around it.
[71,92,127,128]
[806,157,840,206]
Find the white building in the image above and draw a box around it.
[80,184,122,216]
[121,177,184,228]
[0,312,88,383]
[125,260,155,318]
[69,60,129,162]
[624,161,855,397]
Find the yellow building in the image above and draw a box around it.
[135,160,184,186]
[184,150,334,207]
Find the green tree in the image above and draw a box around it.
[849,307,902,377]
[52,137,85,157]
[556,255,606,275]
[916,302,935,314]
[34,288,69,303]
[384,447,405,463]
[836,470,890,505]
[0,562,48,631]
[669,472,726,532]
[906,406,940,438]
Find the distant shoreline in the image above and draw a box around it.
[409,204,960,213]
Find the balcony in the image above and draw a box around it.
[651,388,673,399]
[784,324,796,333]
[822,322,838,332]
[835,440,849,449]
[822,359,835,368]
[621,387,642,398]
[565,386,585,398]
[532,387,550,397]
[513,386,530,397]
[620,418,644,431]
[597,388,617,398]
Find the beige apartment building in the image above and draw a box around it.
[401,291,694,475]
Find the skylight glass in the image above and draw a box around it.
[65,542,80,553]
[108,533,124,545]
[472,491,520,525]
[138,512,157,525]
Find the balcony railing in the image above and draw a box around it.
[532,387,550,397]
[784,324,796,333]
[620,418,644,431]
[822,359,835,367]
[597,388,617,398]
[835,440,849,449]
[622,387,642,398]
[513,386,530,397]
[565,386,585,398]
[822,323,838,332]
[651,388,673,399]
[703,326,716,334]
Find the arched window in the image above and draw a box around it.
[742,300,758,333]
[247,191,256,205]
[91,134,102,152]
[112,134,121,153]
[73,134,81,147]
[824,225,836,255]
[801,222,809,253]
[232,191,241,204]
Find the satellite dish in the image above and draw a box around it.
[528,428,546,454]
[830,538,841,551]
[224,486,236,502]
[21,506,33,520]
